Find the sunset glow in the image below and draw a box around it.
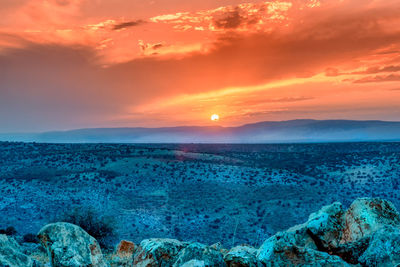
[1,0,400,132]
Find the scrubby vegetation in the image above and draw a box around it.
[56,207,116,248]
[0,142,399,247]
[0,226,17,236]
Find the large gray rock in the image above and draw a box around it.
[180,259,207,267]
[359,225,400,267]
[37,222,106,267]
[224,245,261,266]
[0,234,34,267]
[303,202,345,250]
[133,238,187,267]
[341,198,400,243]
[173,242,225,267]
[257,234,351,267]
[261,202,346,255]
[330,237,370,264]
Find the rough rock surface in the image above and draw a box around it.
[0,234,34,267]
[358,225,400,267]
[224,245,261,266]
[109,240,136,266]
[24,198,400,266]
[256,197,400,266]
[133,238,187,267]
[180,259,207,267]
[331,237,370,264]
[279,201,345,253]
[303,202,345,249]
[37,222,106,267]
[257,231,351,266]
[173,242,225,267]
[264,244,351,267]
[341,198,400,242]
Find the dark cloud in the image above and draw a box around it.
[213,8,244,29]
[139,42,164,54]
[112,20,145,30]
[152,43,164,50]
[212,6,260,30]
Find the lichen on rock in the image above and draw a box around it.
[37,222,106,267]
[133,238,187,267]
[224,245,261,267]
[173,242,225,267]
[341,198,400,243]
[0,234,34,267]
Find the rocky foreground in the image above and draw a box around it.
[1,197,400,266]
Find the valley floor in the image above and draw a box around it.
[0,142,399,247]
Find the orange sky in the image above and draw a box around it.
[1,0,400,132]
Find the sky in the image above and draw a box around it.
[0,0,400,132]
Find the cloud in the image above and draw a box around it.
[213,8,244,29]
[138,40,164,53]
[325,67,341,77]
[353,65,400,74]
[1,0,400,130]
[353,74,400,83]
[112,20,145,30]
[326,64,400,77]
[150,1,292,32]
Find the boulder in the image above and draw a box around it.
[173,242,225,267]
[257,236,351,267]
[133,238,187,267]
[303,202,345,250]
[279,202,345,252]
[359,225,400,267]
[341,198,400,243]
[224,245,261,267]
[330,237,370,264]
[116,240,136,257]
[109,240,136,266]
[20,242,49,266]
[257,230,316,261]
[180,259,207,267]
[37,222,106,267]
[0,234,34,267]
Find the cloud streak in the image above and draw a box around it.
[353,74,400,83]
[112,20,145,30]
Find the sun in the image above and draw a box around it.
[211,114,220,121]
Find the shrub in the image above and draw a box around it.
[23,233,38,243]
[0,226,17,236]
[56,207,116,248]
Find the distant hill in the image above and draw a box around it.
[1,119,400,143]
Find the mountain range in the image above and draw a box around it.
[1,119,400,143]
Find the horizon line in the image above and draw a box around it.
[2,118,400,135]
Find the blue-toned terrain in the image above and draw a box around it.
[0,142,400,266]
